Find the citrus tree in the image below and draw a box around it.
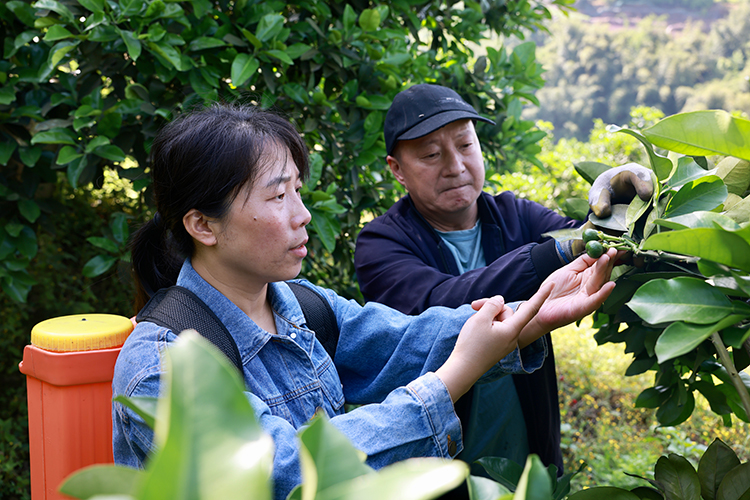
[549,110,750,427]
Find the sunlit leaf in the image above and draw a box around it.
[654,211,740,231]
[643,227,750,272]
[627,277,735,325]
[715,158,750,196]
[82,255,117,277]
[643,110,750,162]
[664,176,727,218]
[607,126,672,180]
[137,332,272,500]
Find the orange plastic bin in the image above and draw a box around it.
[19,314,133,500]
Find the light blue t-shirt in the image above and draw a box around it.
[436,221,530,474]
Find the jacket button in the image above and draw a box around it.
[447,436,457,455]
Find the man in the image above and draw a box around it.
[354,84,653,476]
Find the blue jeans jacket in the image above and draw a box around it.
[112,260,546,499]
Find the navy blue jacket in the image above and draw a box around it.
[354,190,581,471]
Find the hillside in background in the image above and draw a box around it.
[525,0,750,141]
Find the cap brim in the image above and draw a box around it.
[397,110,495,143]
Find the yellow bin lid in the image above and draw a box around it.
[31,314,134,352]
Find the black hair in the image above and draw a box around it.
[130,103,309,312]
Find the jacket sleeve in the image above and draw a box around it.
[319,288,546,404]
[354,194,581,314]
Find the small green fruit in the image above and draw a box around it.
[582,228,599,244]
[586,240,604,258]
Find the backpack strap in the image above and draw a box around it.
[287,282,340,359]
[135,283,340,373]
[136,286,244,373]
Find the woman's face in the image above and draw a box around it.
[213,145,311,287]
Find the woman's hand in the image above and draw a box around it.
[517,248,618,346]
[435,282,554,402]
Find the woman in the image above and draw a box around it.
[112,104,616,499]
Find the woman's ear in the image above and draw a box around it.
[183,209,218,247]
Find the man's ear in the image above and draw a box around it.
[183,209,218,247]
[387,155,407,188]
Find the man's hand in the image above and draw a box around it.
[589,164,654,218]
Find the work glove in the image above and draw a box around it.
[588,164,654,218]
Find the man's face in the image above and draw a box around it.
[388,119,485,230]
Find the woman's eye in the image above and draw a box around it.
[276,193,285,200]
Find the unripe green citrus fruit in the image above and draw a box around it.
[586,240,604,258]
[582,228,599,244]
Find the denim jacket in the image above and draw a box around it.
[112,260,546,499]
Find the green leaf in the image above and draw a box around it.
[665,176,727,218]
[317,458,467,500]
[514,455,553,500]
[57,145,82,165]
[643,111,750,162]
[698,439,741,500]
[111,213,129,244]
[1,276,33,303]
[627,277,735,325]
[609,126,673,181]
[574,162,612,184]
[67,155,88,189]
[282,83,307,104]
[626,195,650,232]
[14,226,38,258]
[77,0,105,13]
[562,198,590,220]
[266,49,293,65]
[468,475,513,500]
[715,462,750,500]
[715,158,750,196]
[655,314,748,363]
[475,456,524,491]
[85,135,110,152]
[33,0,74,22]
[642,227,750,272]
[18,199,40,223]
[43,24,74,41]
[359,9,381,31]
[19,147,41,167]
[343,4,356,32]
[188,37,226,51]
[136,332,273,500]
[296,414,371,496]
[654,454,701,500]
[654,212,740,231]
[118,29,142,61]
[589,204,628,232]
[666,156,717,190]
[568,487,640,500]
[309,208,339,253]
[59,464,144,498]
[635,386,671,409]
[306,152,323,188]
[0,141,17,165]
[256,13,284,42]
[113,395,158,429]
[93,144,126,161]
[86,236,119,254]
[655,388,695,426]
[47,40,79,68]
[147,41,182,70]
[230,54,259,87]
[82,255,117,277]
[31,128,76,145]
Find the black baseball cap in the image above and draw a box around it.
[384,84,495,155]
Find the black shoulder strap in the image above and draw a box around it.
[136,286,244,373]
[287,282,340,359]
[135,283,340,373]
